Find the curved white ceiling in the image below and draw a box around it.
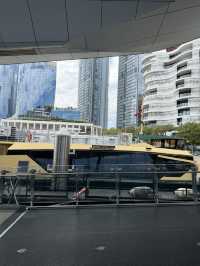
[0,0,200,63]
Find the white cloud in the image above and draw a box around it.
[54,60,79,108]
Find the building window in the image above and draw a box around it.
[42,124,47,130]
[145,120,157,126]
[177,118,182,125]
[86,126,91,134]
[15,122,20,129]
[55,125,60,131]
[177,62,187,71]
[80,126,85,133]
[22,123,27,129]
[145,88,157,96]
[177,70,191,79]
[143,104,149,112]
[35,124,40,130]
[176,79,184,88]
[178,108,190,116]
[48,124,53,130]
[179,88,191,98]
[29,123,34,129]
[177,99,188,108]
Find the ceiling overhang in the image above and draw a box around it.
[0,0,199,63]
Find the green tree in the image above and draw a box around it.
[103,125,175,138]
[142,125,175,135]
[177,122,200,146]
[103,128,122,135]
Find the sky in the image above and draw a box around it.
[55,57,119,128]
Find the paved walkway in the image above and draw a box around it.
[0,209,15,226]
[1,205,200,266]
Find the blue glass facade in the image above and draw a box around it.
[0,62,56,118]
[52,108,80,121]
[0,65,19,118]
[15,62,56,116]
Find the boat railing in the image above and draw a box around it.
[0,163,199,207]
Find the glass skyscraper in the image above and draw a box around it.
[15,62,56,116]
[0,62,56,118]
[0,65,18,118]
[78,58,109,128]
[117,55,144,128]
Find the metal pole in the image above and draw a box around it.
[154,170,159,204]
[115,172,120,206]
[76,172,79,206]
[65,172,68,200]
[86,177,90,198]
[192,167,198,202]
[0,171,4,204]
[30,170,36,207]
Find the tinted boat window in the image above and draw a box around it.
[72,151,155,181]
[155,156,192,177]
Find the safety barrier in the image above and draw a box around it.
[0,163,199,206]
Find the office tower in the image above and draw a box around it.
[117,55,144,128]
[15,62,56,116]
[78,58,109,128]
[0,62,56,118]
[0,65,18,118]
[142,39,200,126]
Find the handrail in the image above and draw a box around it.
[0,165,199,207]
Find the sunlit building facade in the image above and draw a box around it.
[78,58,109,128]
[15,62,56,116]
[142,39,200,126]
[117,55,144,128]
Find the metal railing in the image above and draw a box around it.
[0,164,199,207]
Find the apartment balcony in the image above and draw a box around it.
[178,88,191,99]
[177,102,188,108]
[176,79,184,88]
[177,69,191,80]
[177,117,182,126]
[177,99,189,108]
[168,43,192,60]
[177,61,187,72]
[164,50,192,68]
[141,63,151,73]
[142,55,155,66]
[178,107,190,116]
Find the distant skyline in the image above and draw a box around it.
[55,57,118,128]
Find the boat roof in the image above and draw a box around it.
[0,155,46,174]
[7,142,193,159]
[160,172,192,182]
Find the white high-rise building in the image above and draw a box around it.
[117,55,144,128]
[142,39,200,126]
[78,58,109,128]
